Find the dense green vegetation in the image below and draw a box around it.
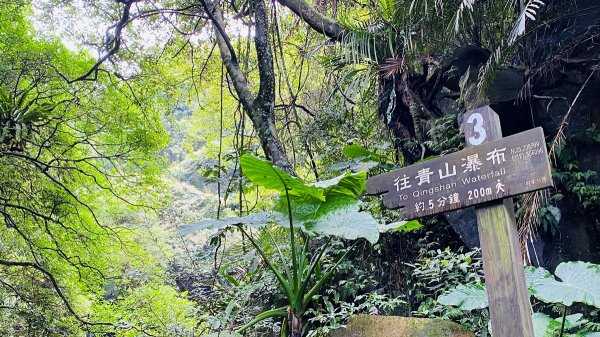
[1,0,600,336]
[0,2,198,336]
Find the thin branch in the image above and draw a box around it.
[70,0,134,83]
[197,0,238,64]
[0,259,113,327]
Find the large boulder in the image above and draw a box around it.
[329,315,473,337]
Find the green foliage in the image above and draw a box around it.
[553,130,600,210]
[520,128,600,238]
[204,333,243,337]
[241,154,381,243]
[410,246,484,302]
[303,202,379,243]
[0,86,57,150]
[343,145,378,160]
[190,155,419,336]
[554,169,600,210]
[302,237,407,336]
[438,283,488,311]
[531,312,600,337]
[535,202,563,236]
[525,262,600,308]
[183,156,384,242]
[173,224,284,336]
[0,3,192,336]
[409,246,487,335]
[532,312,558,337]
[91,283,197,337]
[378,219,423,232]
[305,292,405,337]
[236,156,377,335]
[424,114,465,155]
[329,0,529,97]
[439,261,600,337]
[240,155,325,202]
[327,144,397,175]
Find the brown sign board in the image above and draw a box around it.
[366,127,553,219]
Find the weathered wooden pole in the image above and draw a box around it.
[463,106,534,337]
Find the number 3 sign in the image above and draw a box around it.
[464,106,499,148]
[467,112,487,145]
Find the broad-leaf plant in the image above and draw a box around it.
[184,154,413,337]
[438,261,600,337]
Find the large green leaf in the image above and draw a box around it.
[342,144,376,160]
[438,283,488,310]
[338,145,396,173]
[532,313,588,337]
[182,170,379,242]
[302,171,366,219]
[440,288,589,337]
[378,220,422,233]
[525,265,551,288]
[525,262,600,307]
[560,314,588,330]
[304,202,380,244]
[284,171,365,221]
[240,158,379,242]
[240,155,324,201]
[532,312,557,337]
[284,171,365,219]
[176,212,286,235]
[313,170,366,197]
[351,160,380,172]
[276,171,379,243]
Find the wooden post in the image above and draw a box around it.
[463,106,534,337]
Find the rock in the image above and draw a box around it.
[442,46,491,92]
[444,207,480,249]
[329,315,473,337]
[487,68,525,104]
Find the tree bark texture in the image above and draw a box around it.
[205,0,292,172]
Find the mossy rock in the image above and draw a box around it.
[329,315,474,337]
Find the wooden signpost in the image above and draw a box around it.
[367,106,551,337]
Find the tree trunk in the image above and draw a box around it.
[205,0,292,172]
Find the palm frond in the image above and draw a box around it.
[379,57,406,79]
[476,0,546,96]
[510,0,545,44]
[476,46,503,94]
[451,0,476,33]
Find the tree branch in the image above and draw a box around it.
[253,0,275,106]
[198,0,293,171]
[276,0,347,41]
[197,0,238,63]
[70,0,134,83]
[0,259,113,327]
[250,0,293,172]
[203,0,255,113]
